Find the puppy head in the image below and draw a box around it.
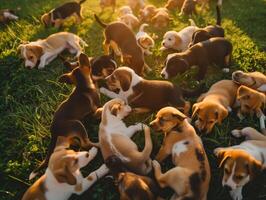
[138,36,154,49]
[237,85,265,115]
[139,5,157,22]
[165,0,184,10]
[214,148,265,190]
[161,31,182,50]
[59,53,94,88]
[119,6,133,16]
[103,98,132,120]
[150,107,187,133]
[91,54,117,81]
[18,44,43,69]
[192,102,228,134]
[232,70,256,87]
[119,14,140,30]
[161,54,189,79]
[105,67,138,92]
[41,13,51,27]
[189,30,211,47]
[151,10,169,29]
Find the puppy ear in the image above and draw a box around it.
[79,53,91,69]
[54,165,77,185]
[117,71,132,92]
[110,104,121,116]
[214,148,230,168]
[31,45,43,58]
[216,106,228,125]
[17,44,27,56]
[192,103,200,118]
[248,159,264,180]
[173,111,187,121]
[58,73,74,84]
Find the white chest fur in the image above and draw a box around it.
[172,140,189,157]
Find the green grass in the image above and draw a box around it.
[0,0,266,199]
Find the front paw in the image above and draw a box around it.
[38,64,45,69]
[100,87,108,94]
[231,129,242,138]
[152,160,161,170]
[230,190,243,200]
[89,147,98,158]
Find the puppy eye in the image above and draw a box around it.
[168,38,172,41]
[159,118,164,124]
[29,56,34,60]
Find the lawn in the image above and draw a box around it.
[0,0,266,199]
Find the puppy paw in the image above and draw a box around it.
[222,68,230,73]
[89,147,98,157]
[159,46,167,51]
[213,148,222,156]
[100,87,107,94]
[237,112,245,121]
[152,160,160,169]
[231,129,242,138]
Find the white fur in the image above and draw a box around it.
[3,11,18,20]
[136,24,154,55]
[172,140,188,157]
[119,6,133,16]
[257,84,266,92]
[229,187,243,200]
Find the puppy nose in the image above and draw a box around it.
[161,73,165,78]
[224,185,232,191]
[162,42,165,46]
[86,153,89,158]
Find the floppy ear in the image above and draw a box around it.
[58,73,74,84]
[173,35,182,48]
[110,104,121,116]
[17,44,26,56]
[248,159,264,180]
[173,111,187,121]
[214,148,230,168]
[216,106,228,125]
[192,103,200,118]
[118,72,132,92]
[30,45,43,58]
[79,53,91,69]
[54,165,77,185]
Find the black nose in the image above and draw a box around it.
[224,185,232,191]
[86,153,89,158]
[162,42,165,46]
[161,73,165,78]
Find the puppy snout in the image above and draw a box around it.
[224,185,232,191]
[86,153,89,158]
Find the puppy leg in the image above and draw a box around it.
[125,123,146,137]
[155,139,172,162]
[132,107,151,114]
[74,12,83,23]
[38,52,54,69]
[68,40,83,57]
[231,127,266,140]
[257,84,266,92]
[103,41,110,55]
[110,41,122,56]
[100,87,119,99]
[230,187,243,200]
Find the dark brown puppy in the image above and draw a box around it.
[30,53,100,179]
[189,6,224,47]
[0,9,19,24]
[41,0,86,28]
[179,0,197,16]
[161,37,232,80]
[94,14,146,76]
[105,155,161,200]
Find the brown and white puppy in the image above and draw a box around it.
[23,134,108,200]
[214,127,266,200]
[189,6,224,47]
[160,19,198,52]
[99,0,116,12]
[95,15,147,75]
[18,32,87,69]
[192,80,239,134]
[105,155,162,200]
[118,13,140,30]
[139,5,157,23]
[151,8,170,29]
[99,98,153,175]
[30,53,100,179]
[100,67,203,115]
[237,85,266,130]
[41,0,86,28]
[179,0,197,16]
[165,0,184,10]
[161,37,232,80]
[136,24,155,55]
[150,107,211,200]
[118,6,133,17]
[127,0,145,11]
[232,70,266,93]
[0,9,19,24]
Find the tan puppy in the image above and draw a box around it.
[150,107,210,200]
[118,13,140,30]
[232,70,266,93]
[18,32,87,69]
[214,127,266,200]
[127,0,145,10]
[192,80,239,134]
[136,24,155,55]
[99,98,153,175]
[22,134,108,200]
[165,0,184,10]
[179,0,197,16]
[139,5,157,23]
[118,6,133,16]
[100,0,116,12]
[151,8,170,29]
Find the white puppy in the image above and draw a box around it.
[118,6,133,16]
[136,24,154,55]
[18,32,87,69]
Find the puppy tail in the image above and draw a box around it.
[181,83,205,98]
[94,14,107,28]
[188,19,196,27]
[216,5,222,26]
[139,23,148,32]
[79,0,87,4]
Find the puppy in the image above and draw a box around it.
[0,9,19,24]
[151,8,170,29]
[99,98,153,175]
[160,19,198,52]
[100,67,203,115]
[189,6,224,47]
[165,0,184,10]
[192,80,239,134]
[18,32,87,69]
[94,15,147,75]
[105,155,161,200]
[127,0,145,10]
[139,5,157,23]
[41,0,86,28]
[232,70,266,93]
[237,85,266,130]
[118,6,133,17]
[118,13,140,30]
[99,0,116,12]
[136,24,155,55]
[150,107,210,200]
[179,0,197,16]
[30,53,100,179]
[161,37,232,80]
[23,134,108,200]
[214,127,266,200]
